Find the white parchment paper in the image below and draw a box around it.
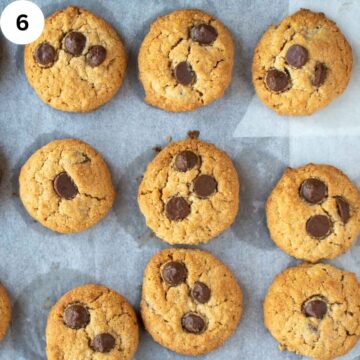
[0,1,359,359]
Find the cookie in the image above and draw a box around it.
[19,138,116,233]
[264,263,360,360]
[141,248,243,355]
[252,9,352,116]
[46,284,138,360]
[266,163,360,262]
[24,6,127,112]
[138,138,239,244]
[138,9,234,112]
[0,282,11,342]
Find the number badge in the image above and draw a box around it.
[0,0,44,44]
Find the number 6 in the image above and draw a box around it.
[17,14,28,31]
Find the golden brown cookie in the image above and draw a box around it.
[264,263,360,360]
[266,163,360,262]
[0,282,11,342]
[141,248,243,355]
[138,138,239,244]
[138,9,234,112]
[24,6,127,112]
[46,284,138,360]
[19,138,116,233]
[252,9,352,116]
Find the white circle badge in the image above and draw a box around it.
[0,0,44,45]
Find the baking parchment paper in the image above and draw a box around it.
[0,0,359,359]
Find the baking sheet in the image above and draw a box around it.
[0,0,359,359]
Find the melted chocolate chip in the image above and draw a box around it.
[312,62,327,87]
[182,313,206,334]
[162,261,187,286]
[335,196,350,224]
[265,68,290,92]
[191,282,211,303]
[193,175,217,198]
[174,61,196,85]
[300,178,327,204]
[34,42,56,67]
[306,215,331,238]
[165,196,191,221]
[63,304,90,329]
[86,45,107,67]
[286,45,308,68]
[190,24,218,45]
[175,151,199,172]
[91,333,115,353]
[53,172,78,200]
[302,298,327,319]
[64,31,86,56]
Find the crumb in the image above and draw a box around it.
[165,136,172,143]
[187,130,200,139]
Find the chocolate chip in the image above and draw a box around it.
[63,304,90,329]
[165,196,191,221]
[302,298,327,319]
[64,31,86,56]
[312,62,327,87]
[190,24,218,45]
[91,333,115,353]
[265,69,290,92]
[34,42,56,66]
[191,282,211,303]
[181,313,206,334]
[174,61,196,85]
[53,172,78,200]
[335,196,350,224]
[86,45,107,67]
[193,175,217,198]
[162,261,187,286]
[300,178,327,204]
[175,151,199,172]
[187,130,200,139]
[306,215,331,238]
[285,45,308,68]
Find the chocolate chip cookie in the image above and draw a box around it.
[138,138,239,244]
[264,263,360,359]
[141,248,243,355]
[0,282,11,342]
[138,9,234,112]
[19,138,116,233]
[253,9,352,115]
[46,284,138,360]
[24,6,127,112]
[266,163,360,262]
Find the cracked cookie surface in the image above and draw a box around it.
[138,9,234,112]
[24,6,127,112]
[138,138,239,245]
[266,163,360,262]
[19,138,116,233]
[46,284,139,360]
[0,282,11,342]
[264,263,360,360]
[252,9,352,116]
[141,248,243,355]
